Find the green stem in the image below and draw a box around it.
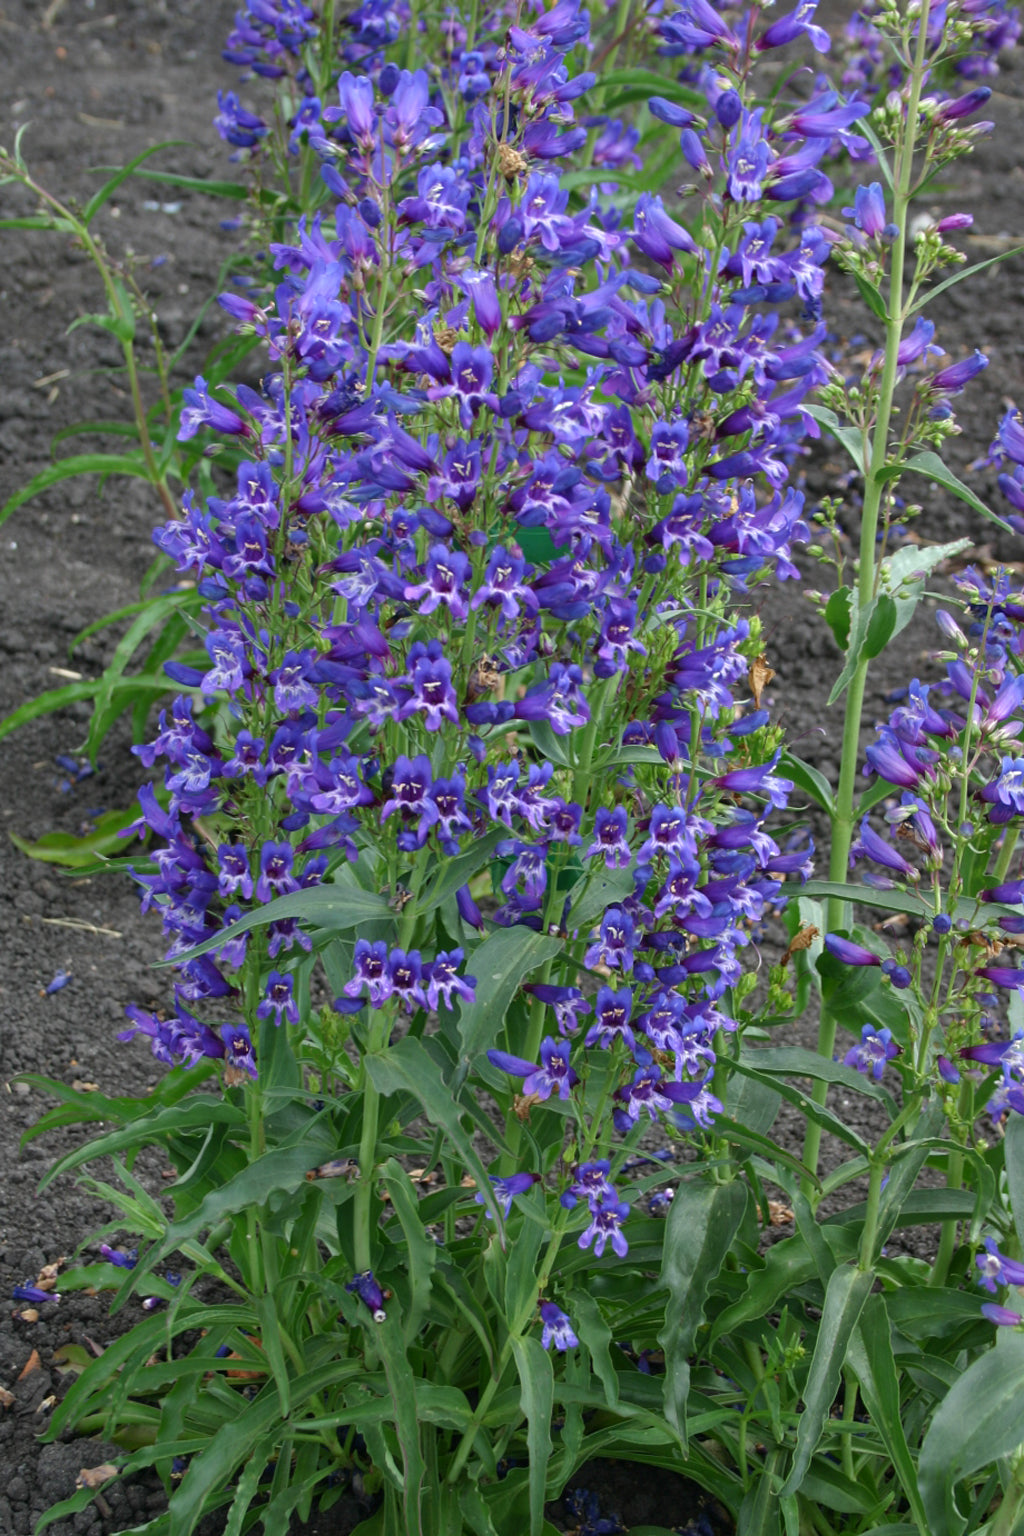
[803,0,933,1194]
[930,1146,964,1287]
[858,1159,886,1271]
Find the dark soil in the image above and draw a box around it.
[0,3,1023,1533]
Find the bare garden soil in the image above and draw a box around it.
[0,2,1023,1532]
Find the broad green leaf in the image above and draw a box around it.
[918,1330,1024,1536]
[805,405,867,474]
[779,752,835,813]
[146,1145,317,1274]
[823,586,852,651]
[658,1179,747,1448]
[511,1335,554,1536]
[0,451,150,526]
[167,878,393,963]
[847,1294,929,1531]
[853,271,888,322]
[364,1037,502,1223]
[729,1058,870,1155]
[38,1095,244,1189]
[457,925,563,1061]
[744,1045,897,1116]
[569,1290,619,1409]
[409,826,508,918]
[778,1266,873,1498]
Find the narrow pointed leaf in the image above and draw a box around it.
[658,1179,747,1448]
[778,1266,873,1498]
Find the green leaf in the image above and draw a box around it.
[780,751,835,813]
[10,803,141,869]
[569,1291,619,1409]
[805,405,867,474]
[167,1385,286,1536]
[373,1323,427,1536]
[778,1266,873,1498]
[89,163,247,200]
[527,716,572,768]
[1004,1114,1024,1242]
[364,1037,502,1223]
[908,244,1024,315]
[918,1330,1024,1536]
[853,271,888,322]
[0,678,100,743]
[38,1095,244,1190]
[457,926,563,1061]
[880,451,1012,535]
[738,1465,782,1536]
[167,877,393,963]
[847,1294,929,1531]
[380,1159,438,1345]
[0,451,150,527]
[511,1335,554,1536]
[745,1045,897,1116]
[823,587,852,651]
[658,1180,747,1450]
[873,1101,947,1253]
[146,1146,316,1274]
[409,827,508,918]
[729,1058,870,1155]
[82,141,189,226]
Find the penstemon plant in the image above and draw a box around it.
[18,0,1024,1534]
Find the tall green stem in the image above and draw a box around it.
[803,0,932,1193]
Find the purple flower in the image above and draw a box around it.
[399,641,459,731]
[474,1172,540,1219]
[583,907,636,972]
[585,807,632,870]
[931,350,989,395]
[757,0,831,51]
[179,375,248,441]
[563,1161,617,1211]
[824,934,881,968]
[842,182,888,238]
[344,939,393,1007]
[525,983,591,1036]
[976,1236,1024,1293]
[844,1024,900,1081]
[98,1243,137,1268]
[513,664,589,736]
[256,842,298,904]
[578,1197,631,1259]
[487,1036,579,1101]
[982,1303,1023,1326]
[540,1301,579,1351]
[346,1269,387,1322]
[257,971,299,1027]
[221,1023,257,1080]
[13,1285,58,1305]
[424,950,476,1010]
[584,987,635,1051]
